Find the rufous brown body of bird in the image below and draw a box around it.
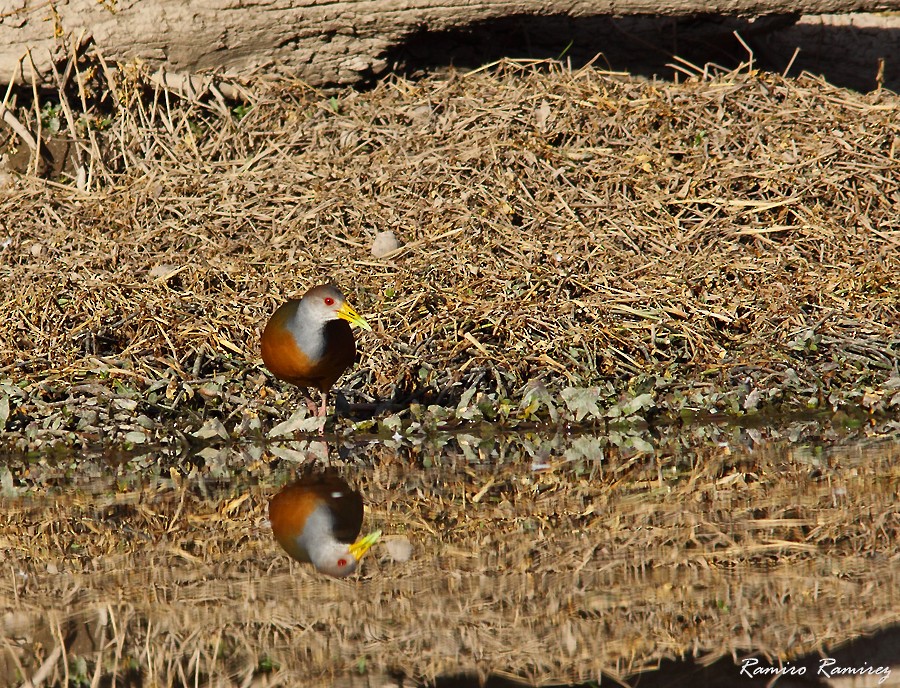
[269,473,380,578]
[261,284,371,416]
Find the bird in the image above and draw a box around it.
[261,284,371,417]
[269,473,381,578]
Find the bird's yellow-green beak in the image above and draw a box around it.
[348,530,381,561]
[337,301,372,331]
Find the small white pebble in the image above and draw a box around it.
[371,230,401,258]
[384,537,413,562]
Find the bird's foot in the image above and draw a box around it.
[304,397,320,418]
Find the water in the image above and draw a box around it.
[2,418,900,686]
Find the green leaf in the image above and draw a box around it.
[560,386,602,422]
[192,417,228,440]
[619,392,656,417]
[381,413,403,432]
[268,409,320,438]
[0,392,8,427]
[564,436,605,462]
[0,466,16,496]
[455,386,479,420]
[123,430,147,444]
[520,382,558,422]
[629,435,654,452]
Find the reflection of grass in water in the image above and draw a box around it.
[3,428,899,685]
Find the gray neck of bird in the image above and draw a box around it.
[301,507,340,568]
[290,300,327,360]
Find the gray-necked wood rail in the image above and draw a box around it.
[269,474,380,577]
[261,284,371,416]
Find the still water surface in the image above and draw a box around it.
[3,419,900,686]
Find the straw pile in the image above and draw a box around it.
[1,58,899,448]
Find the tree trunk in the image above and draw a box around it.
[1,0,899,89]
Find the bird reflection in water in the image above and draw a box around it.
[269,471,381,578]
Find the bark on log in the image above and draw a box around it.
[1,0,899,89]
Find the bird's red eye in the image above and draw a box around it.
[324,297,335,306]
[337,558,348,568]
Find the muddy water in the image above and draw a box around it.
[2,420,900,686]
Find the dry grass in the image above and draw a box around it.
[2,432,900,685]
[2,54,900,686]
[1,59,899,448]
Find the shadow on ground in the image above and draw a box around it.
[385,13,900,92]
[421,623,900,686]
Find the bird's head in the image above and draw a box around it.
[310,530,381,578]
[301,284,372,331]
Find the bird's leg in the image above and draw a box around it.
[303,395,320,417]
[318,390,329,418]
